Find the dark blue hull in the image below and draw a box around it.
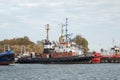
[0,50,14,65]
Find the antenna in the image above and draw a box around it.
[45,24,50,41]
[112,39,115,46]
[65,18,68,40]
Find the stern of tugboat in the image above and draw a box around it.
[91,52,101,63]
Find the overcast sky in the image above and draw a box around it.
[0,0,120,52]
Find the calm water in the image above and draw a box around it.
[0,63,120,80]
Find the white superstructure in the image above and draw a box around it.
[54,42,83,55]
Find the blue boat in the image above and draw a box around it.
[0,50,14,65]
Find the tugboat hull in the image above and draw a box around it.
[17,56,93,64]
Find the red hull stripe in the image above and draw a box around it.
[0,62,11,65]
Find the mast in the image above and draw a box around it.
[61,24,64,36]
[4,44,10,52]
[65,18,68,40]
[21,45,26,54]
[112,39,115,46]
[45,24,50,41]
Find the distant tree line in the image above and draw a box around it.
[0,36,34,46]
[0,36,43,56]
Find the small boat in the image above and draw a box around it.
[0,50,14,65]
[0,45,14,65]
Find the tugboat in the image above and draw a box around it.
[0,45,14,65]
[17,18,95,64]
